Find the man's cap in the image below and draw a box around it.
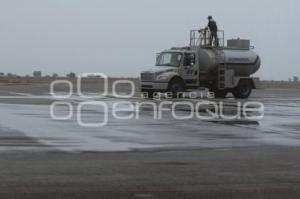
[208,16,213,20]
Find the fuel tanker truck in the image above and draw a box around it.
[140,29,261,98]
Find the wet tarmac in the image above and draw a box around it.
[0,88,299,152]
[1,85,300,198]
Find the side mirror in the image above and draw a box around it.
[184,59,195,67]
[184,54,195,66]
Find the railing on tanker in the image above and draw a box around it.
[190,29,225,48]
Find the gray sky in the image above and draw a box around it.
[0,0,299,80]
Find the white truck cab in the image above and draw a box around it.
[141,49,199,95]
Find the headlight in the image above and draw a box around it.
[157,76,169,81]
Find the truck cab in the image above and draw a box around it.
[141,49,199,97]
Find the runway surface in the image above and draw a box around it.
[0,88,299,152]
[1,85,300,198]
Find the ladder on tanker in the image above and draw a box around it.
[214,49,227,90]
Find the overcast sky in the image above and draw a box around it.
[0,0,299,80]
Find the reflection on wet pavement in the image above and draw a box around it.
[0,89,299,152]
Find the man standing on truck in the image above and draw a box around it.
[206,16,219,47]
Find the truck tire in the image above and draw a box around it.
[213,89,228,98]
[168,78,185,98]
[232,79,252,99]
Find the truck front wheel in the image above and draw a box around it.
[168,78,185,98]
[232,80,252,99]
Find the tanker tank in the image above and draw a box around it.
[197,48,261,76]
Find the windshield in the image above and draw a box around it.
[156,52,182,67]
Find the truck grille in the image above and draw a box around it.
[141,73,155,81]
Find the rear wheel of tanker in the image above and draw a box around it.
[232,80,252,99]
[213,89,228,98]
[168,78,186,98]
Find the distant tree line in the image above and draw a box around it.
[0,71,77,78]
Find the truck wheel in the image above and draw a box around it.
[168,78,185,98]
[213,89,228,98]
[232,80,252,99]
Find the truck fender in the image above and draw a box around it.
[233,77,259,89]
[169,76,185,83]
[163,71,179,80]
[159,71,182,83]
